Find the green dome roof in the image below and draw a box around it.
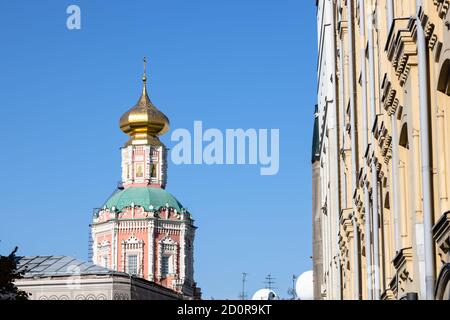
[103,187,185,213]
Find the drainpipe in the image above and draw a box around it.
[391,115,401,252]
[359,0,368,150]
[416,0,435,300]
[387,0,394,29]
[386,0,401,258]
[352,215,360,299]
[368,9,381,300]
[371,160,381,300]
[347,0,357,193]
[359,0,370,300]
[347,0,360,300]
[338,22,346,209]
[364,185,373,299]
[387,0,401,271]
[330,0,343,300]
[339,37,346,157]
[338,7,348,300]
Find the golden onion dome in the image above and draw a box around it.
[120,58,170,146]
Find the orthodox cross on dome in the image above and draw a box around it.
[142,56,148,83]
[119,57,170,147]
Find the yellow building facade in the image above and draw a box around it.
[313,0,450,300]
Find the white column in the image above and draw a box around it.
[111,225,115,269]
[180,224,187,281]
[189,227,196,281]
[114,224,118,270]
[148,220,155,281]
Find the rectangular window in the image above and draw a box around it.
[151,164,157,178]
[127,255,138,275]
[161,256,170,277]
[135,163,144,178]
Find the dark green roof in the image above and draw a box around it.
[103,187,185,213]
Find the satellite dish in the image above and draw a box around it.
[251,289,279,300]
[296,270,314,300]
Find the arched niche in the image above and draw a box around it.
[399,123,409,149]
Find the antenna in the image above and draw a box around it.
[238,272,248,300]
[264,274,276,290]
[287,274,298,300]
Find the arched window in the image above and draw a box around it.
[399,124,409,149]
[438,59,450,96]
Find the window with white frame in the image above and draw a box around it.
[158,237,178,279]
[127,254,138,275]
[97,240,110,268]
[121,234,144,276]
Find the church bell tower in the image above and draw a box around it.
[90,59,201,299]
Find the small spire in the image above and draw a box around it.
[140,56,148,100]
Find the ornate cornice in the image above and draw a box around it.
[340,208,355,241]
[381,75,397,114]
[393,247,413,275]
[433,0,450,19]
[376,120,393,165]
[386,18,417,86]
[418,8,437,50]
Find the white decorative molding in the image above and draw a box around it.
[98,240,110,248]
[97,240,111,268]
[92,237,98,265]
[180,225,186,281]
[113,225,118,270]
[121,234,145,277]
[157,236,179,282]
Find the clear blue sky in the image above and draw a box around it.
[0,1,317,299]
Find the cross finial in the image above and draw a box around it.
[142,56,148,82]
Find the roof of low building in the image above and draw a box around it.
[16,256,124,278]
[15,256,184,300]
